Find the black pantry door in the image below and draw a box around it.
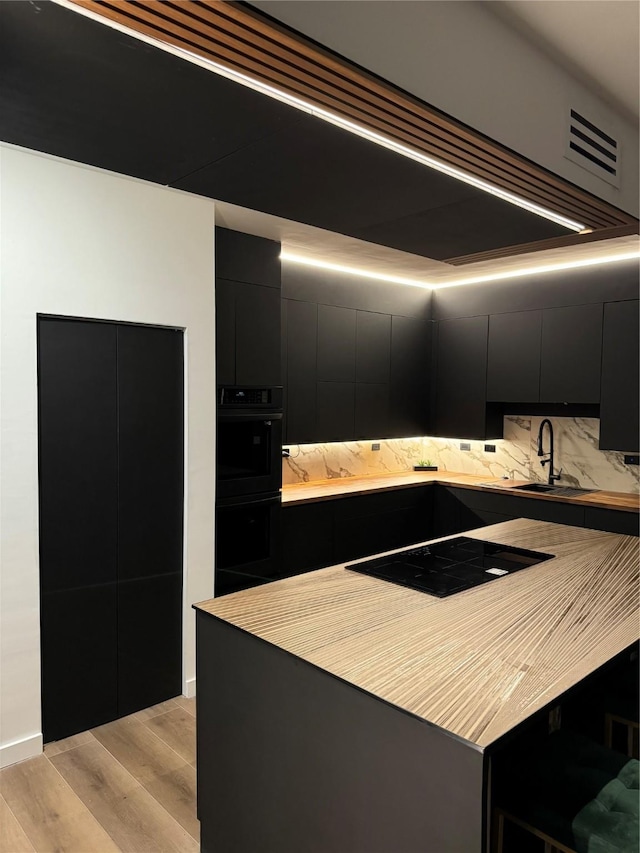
[38,317,184,742]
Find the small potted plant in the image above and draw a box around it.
[414,458,438,471]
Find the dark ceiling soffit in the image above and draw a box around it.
[69,0,637,245]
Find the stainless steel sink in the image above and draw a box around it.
[512,483,595,497]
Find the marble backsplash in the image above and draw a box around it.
[282,417,640,494]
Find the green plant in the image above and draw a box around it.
[417,459,432,466]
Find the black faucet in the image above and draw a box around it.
[537,418,562,485]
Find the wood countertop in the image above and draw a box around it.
[196,519,639,749]
[281,470,640,512]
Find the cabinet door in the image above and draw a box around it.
[316,382,355,441]
[215,228,280,288]
[117,325,184,582]
[389,316,430,437]
[317,305,356,382]
[356,311,391,383]
[215,278,236,386]
[41,584,118,742]
[599,300,639,451]
[434,316,491,439]
[355,383,389,440]
[584,507,639,536]
[487,310,541,402]
[236,282,281,385]
[281,502,335,576]
[286,300,318,444]
[38,318,118,593]
[540,304,602,403]
[117,573,183,717]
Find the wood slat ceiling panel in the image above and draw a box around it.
[71,0,636,236]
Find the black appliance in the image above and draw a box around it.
[217,386,282,499]
[346,536,554,598]
[216,386,283,596]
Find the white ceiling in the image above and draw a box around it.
[488,1,639,124]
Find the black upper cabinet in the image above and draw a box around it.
[236,282,281,386]
[356,312,391,383]
[539,304,603,403]
[317,382,355,441]
[317,305,356,382]
[38,318,118,592]
[355,383,389,440]
[215,229,282,388]
[389,316,431,437]
[286,300,318,444]
[599,300,639,451]
[117,325,184,582]
[487,310,542,402]
[434,316,498,439]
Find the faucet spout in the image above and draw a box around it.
[537,419,561,485]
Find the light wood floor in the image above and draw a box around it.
[0,696,198,853]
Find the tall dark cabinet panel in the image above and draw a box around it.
[215,279,236,386]
[317,305,356,381]
[539,304,603,403]
[389,316,431,437]
[487,310,542,402]
[38,317,184,742]
[599,300,639,451]
[286,300,318,444]
[317,381,355,441]
[434,316,498,439]
[235,282,281,385]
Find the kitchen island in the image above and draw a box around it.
[194,519,639,852]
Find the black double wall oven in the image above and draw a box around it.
[215,387,282,595]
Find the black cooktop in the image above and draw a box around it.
[346,536,554,598]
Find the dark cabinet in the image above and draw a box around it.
[281,502,334,577]
[356,311,391,383]
[355,383,389,439]
[584,507,639,537]
[38,317,184,741]
[318,305,356,382]
[599,300,639,451]
[487,310,542,402]
[389,316,431,437]
[540,304,603,403]
[317,381,355,441]
[215,228,282,388]
[434,315,500,439]
[285,299,318,444]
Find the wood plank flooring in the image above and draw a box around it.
[0,697,198,853]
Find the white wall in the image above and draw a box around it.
[251,0,639,217]
[0,145,216,767]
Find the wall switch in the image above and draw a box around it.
[460,442,471,451]
[371,443,380,451]
[282,447,290,458]
[624,454,639,465]
[484,444,496,453]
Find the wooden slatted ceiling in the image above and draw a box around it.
[71,0,637,243]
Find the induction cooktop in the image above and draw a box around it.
[345,536,554,598]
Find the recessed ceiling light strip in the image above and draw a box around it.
[57,0,586,233]
[280,252,432,289]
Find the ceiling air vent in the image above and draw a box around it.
[565,109,620,188]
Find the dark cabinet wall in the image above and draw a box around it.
[356,312,391,383]
[318,305,356,382]
[487,310,542,402]
[215,228,282,388]
[38,317,184,742]
[389,316,431,438]
[285,299,318,444]
[599,300,639,452]
[539,304,602,403]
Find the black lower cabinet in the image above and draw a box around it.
[281,502,334,577]
[117,573,183,717]
[40,584,118,742]
[584,507,639,537]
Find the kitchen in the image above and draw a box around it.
[1,1,638,852]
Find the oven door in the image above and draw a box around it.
[216,411,282,499]
[215,493,282,596]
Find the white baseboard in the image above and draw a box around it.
[0,733,43,768]
[184,677,196,699]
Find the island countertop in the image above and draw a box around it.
[195,518,639,749]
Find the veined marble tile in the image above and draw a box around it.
[282,416,639,494]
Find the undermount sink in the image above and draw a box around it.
[512,483,596,497]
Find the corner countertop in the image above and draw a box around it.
[281,470,640,512]
[195,518,639,749]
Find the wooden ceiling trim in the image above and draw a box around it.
[444,224,640,266]
[70,0,635,233]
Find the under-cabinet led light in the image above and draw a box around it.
[55,0,585,232]
[280,252,431,289]
[281,249,640,290]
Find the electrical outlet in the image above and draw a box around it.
[460,442,471,451]
[282,447,290,458]
[371,443,381,451]
[624,454,639,465]
[484,444,496,453]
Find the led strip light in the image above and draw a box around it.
[56,0,586,232]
